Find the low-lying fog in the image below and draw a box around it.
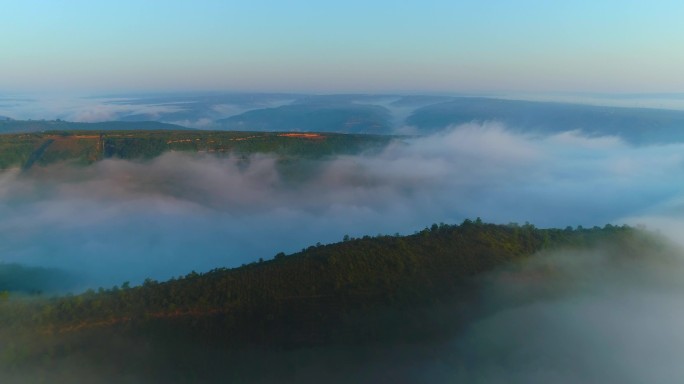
[3,122,684,383]
[1,122,683,289]
[322,236,684,384]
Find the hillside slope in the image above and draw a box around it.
[0,221,653,382]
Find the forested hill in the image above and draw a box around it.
[0,130,392,169]
[0,220,653,379]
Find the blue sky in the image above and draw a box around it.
[1,0,683,93]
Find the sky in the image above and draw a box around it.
[2,0,683,94]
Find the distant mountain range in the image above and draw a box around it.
[406,97,684,144]
[0,119,188,134]
[4,94,684,144]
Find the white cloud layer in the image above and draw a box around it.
[1,123,683,288]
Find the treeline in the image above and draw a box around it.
[0,130,393,169]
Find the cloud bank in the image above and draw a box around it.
[2,122,684,383]
[1,122,683,289]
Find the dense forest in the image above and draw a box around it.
[0,220,655,382]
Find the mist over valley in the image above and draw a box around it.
[3,0,684,381]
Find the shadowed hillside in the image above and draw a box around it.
[0,221,654,382]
